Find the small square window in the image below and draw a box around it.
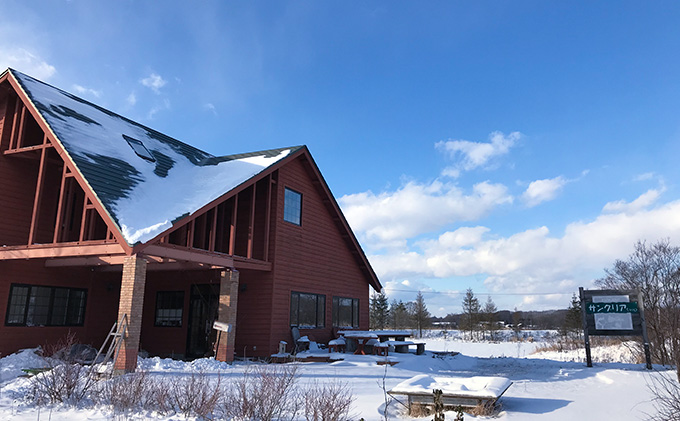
[284,188,302,225]
[155,291,184,327]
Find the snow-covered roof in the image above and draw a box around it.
[9,69,299,245]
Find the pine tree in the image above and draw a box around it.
[482,295,499,341]
[461,288,480,340]
[564,293,582,340]
[411,291,431,338]
[370,291,390,329]
[389,300,410,329]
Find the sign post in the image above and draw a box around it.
[579,287,651,369]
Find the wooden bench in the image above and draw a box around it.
[389,375,512,412]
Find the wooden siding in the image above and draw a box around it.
[235,156,370,357]
[140,270,217,358]
[0,260,119,356]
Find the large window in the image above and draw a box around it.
[5,284,87,327]
[155,291,185,327]
[333,296,359,328]
[290,291,325,328]
[283,188,302,225]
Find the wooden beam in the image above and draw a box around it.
[44,255,127,267]
[8,101,21,150]
[233,256,272,271]
[264,174,273,261]
[52,163,68,243]
[229,194,238,255]
[78,190,89,242]
[247,184,256,259]
[28,142,48,244]
[3,143,54,155]
[0,243,126,260]
[142,244,234,268]
[209,207,218,252]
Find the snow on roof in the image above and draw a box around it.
[390,374,512,399]
[10,69,297,245]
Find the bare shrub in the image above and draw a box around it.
[408,402,430,417]
[303,380,354,421]
[30,333,97,405]
[469,400,500,417]
[220,364,301,421]
[169,370,222,418]
[647,371,680,421]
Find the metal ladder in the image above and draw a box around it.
[90,314,128,377]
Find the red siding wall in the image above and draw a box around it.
[0,260,119,356]
[234,156,371,357]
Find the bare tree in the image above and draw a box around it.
[596,239,680,376]
[482,296,499,341]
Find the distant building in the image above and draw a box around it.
[0,69,381,371]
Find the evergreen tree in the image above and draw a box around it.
[411,291,432,338]
[389,300,410,329]
[461,288,480,340]
[564,293,582,339]
[369,291,390,329]
[482,296,499,341]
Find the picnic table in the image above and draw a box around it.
[389,374,512,411]
[337,331,378,354]
[337,330,421,355]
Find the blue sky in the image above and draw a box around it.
[3,1,680,315]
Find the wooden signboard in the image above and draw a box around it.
[579,288,651,369]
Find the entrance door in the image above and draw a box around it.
[186,284,220,359]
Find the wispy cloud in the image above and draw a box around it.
[522,176,568,207]
[72,84,101,98]
[0,47,55,80]
[126,92,137,106]
[603,188,665,215]
[436,131,520,178]
[204,103,217,115]
[140,73,167,94]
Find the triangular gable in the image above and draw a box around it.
[294,147,383,292]
[5,69,296,247]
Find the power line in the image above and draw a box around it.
[385,288,574,296]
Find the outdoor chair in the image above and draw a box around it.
[291,326,310,354]
[328,336,346,353]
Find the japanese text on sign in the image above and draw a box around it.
[586,302,638,314]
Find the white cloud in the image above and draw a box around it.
[368,197,680,303]
[140,73,167,94]
[0,47,55,80]
[522,176,568,207]
[602,188,664,215]
[436,131,520,177]
[72,84,101,98]
[339,180,512,250]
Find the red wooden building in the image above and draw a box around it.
[0,68,381,371]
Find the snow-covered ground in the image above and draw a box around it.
[0,330,675,420]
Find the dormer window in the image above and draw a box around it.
[123,135,156,162]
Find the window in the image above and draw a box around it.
[5,284,87,327]
[123,134,156,162]
[155,291,184,327]
[290,291,325,328]
[283,188,302,225]
[333,296,359,328]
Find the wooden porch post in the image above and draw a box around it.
[114,255,147,374]
[215,268,239,362]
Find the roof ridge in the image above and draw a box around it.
[9,68,215,159]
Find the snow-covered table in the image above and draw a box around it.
[388,374,512,409]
